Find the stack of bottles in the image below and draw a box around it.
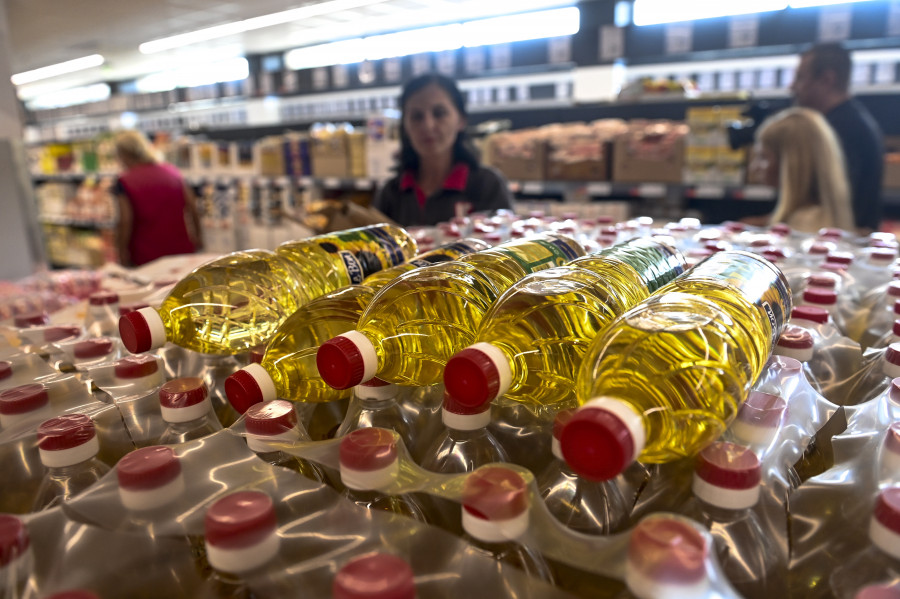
[5,218,900,598]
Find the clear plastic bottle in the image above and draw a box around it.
[0,514,33,598]
[202,490,281,598]
[317,233,585,389]
[336,380,417,453]
[117,445,186,516]
[339,428,429,522]
[0,354,56,391]
[84,291,120,337]
[112,354,165,394]
[873,320,900,351]
[537,409,630,535]
[850,343,900,407]
[830,488,900,599]
[851,281,900,348]
[460,466,555,584]
[680,442,786,599]
[195,354,243,428]
[332,553,416,599]
[563,250,791,480]
[119,225,417,356]
[360,238,491,290]
[32,414,111,511]
[157,378,223,445]
[725,390,788,461]
[852,583,900,599]
[243,399,327,483]
[773,325,823,393]
[0,383,54,430]
[443,238,685,408]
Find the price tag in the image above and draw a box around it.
[890,0,900,36]
[719,71,736,92]
[412,54,432,76]
[697,72,715,92]
[739,71,756,90]
[465,47,486,74]
[875,62,896,85]
[522,182,544,195]
[490,44,512,70]
[693,185,725,199]
[436,50,456,76]
[742,186,776,201]
[665,23,693,55]
[729,15,759,49]
[818,5,852,42]
[496,86,510,103]
[282,70,298,92]
[548,36,572,64]
[384,57,402,82]
[758,69,777,90]
[331,64,349,88]
[323,178,341,189]
[587,182,612,196]
[637,184,666,198]
[600,25,625,61]
[299,177,313,187]
[354,179,373,190]
[312,68,329,91]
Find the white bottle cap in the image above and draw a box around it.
[625,515,710,599]
[885,344,900,380]
[441,392,491,431]
[205,491,280,574]
[244,400,301,453]
[356,378,399,401]
[37,414,101,468]
[880,422,900,482]
[444,342,513,406]
[117,446,185,511]
[461,466,530,543]
[317,331,378,390]
[158,377,213,423]
[339,428,399,491]
[870,487,900,561]
[113,355,163,392]
[730,391,786,447]
[560,397,646,481]
[774,326,814,363]
[0,383,53,430]
[692,442,761,510]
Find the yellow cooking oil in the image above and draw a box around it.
[155,249,312,355]
[575,250,791,464]
[275,224,418,298]
[362,238,491,290]
[263,286,375,404]
[354,233,585,386]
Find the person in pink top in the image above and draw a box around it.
[113,130,203,266]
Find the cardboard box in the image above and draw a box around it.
[310,133,350,178]
[612,125,686,184]
[484,133,546,181]
[886,154,900,189]
[546,143,611,181]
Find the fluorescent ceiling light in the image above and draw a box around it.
[789,0,874,7]
[633,0,787,26]
[135,57,249,93]
[11,54,105,86]
[139,0,390,54]
[25,83,110,110]
[285,7,580,70]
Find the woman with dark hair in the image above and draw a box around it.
[373,73,514,226]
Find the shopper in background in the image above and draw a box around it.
[747,107,855,233]
[373,73,514,226]
[113,130,203,266]
[791,43,884,233]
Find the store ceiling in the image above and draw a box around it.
[5,0,498,97]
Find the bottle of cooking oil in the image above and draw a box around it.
[562,250,791,480]
[224,240,489,413]
[118,225,417,356]
[316,233,586,389]
[444,238,686,408]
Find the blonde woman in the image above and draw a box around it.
[747,107,855,234]
[113,130,203,266]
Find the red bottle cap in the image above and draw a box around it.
[118,303,149,317]
[704,241,729,253]
[888,343,900,367]
[826,251,853,265]
[762,250,784,263]
[444,347,502,408]
[114,355,159,379]
[117,446,182,491]
[821,262,848,273]
[43,325,82,342]
[723,221,745,233]
[770,223,791,235]
[224,370,265,415]
[333,553,416,599]
[777,326,813,350]
[737,391,786,428]
[317,336,368,390]
[560,405,634,481]
[807,274,838,289]
[819,228,844,239]
[889,282,900,299]
[245,400,298,437]
[894,300,900,316]
[442,391,491,416]
[159,377,207,408]
[0,361,10,381]
[596,215,614,224]
[0,514,29,567]
[73,337,114,359]
[249,345,266,364]
[871,249,898,262]
[792,306,829,324]
[855,584,900,599]
[884,422,900,457]
[462,466,529,521]
[43,592,100,599]
[340,428,397,471]
[694,442,761,490]
[893,320,900,338]
[37,414,96,451]
[627,517,707,584]
[807,243,832,255]
[874,488,900,535]
[118,311,153,353]
[0,383,50,415]
[204,491,277,550]
[89,291,119,306]
[803,288,837,306]
[14,311,49,328]
[552,408,576,441]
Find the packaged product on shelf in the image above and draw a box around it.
[543,120,628,182]
[612,120,689,184]
[483,128,548,181]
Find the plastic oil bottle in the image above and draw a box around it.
[443,238,685,409]
[562,250,791,480]
[223,240,490,414]
[316,233,586,390]
[118,224,417,356]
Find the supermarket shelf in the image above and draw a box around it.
[31,172,117,183]
[507,180,777,201]
[39,215,114,229]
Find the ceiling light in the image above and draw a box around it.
[139,0,390,54]
[789,0,874,7]
[633,0,788,26]
[25,83,111,110]
[135,57,249,93]
[461,7,580,46]
[284,39,368,70]
[11,54,105,86]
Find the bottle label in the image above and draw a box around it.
[762,301,778,333]
[369,227,406,266]
[501,237,584,273]
[339,251,365,284]
[408,241,485,268]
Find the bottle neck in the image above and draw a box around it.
[163,414,215,433]
[45,457,100,475]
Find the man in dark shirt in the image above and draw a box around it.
[791,43,885,233]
